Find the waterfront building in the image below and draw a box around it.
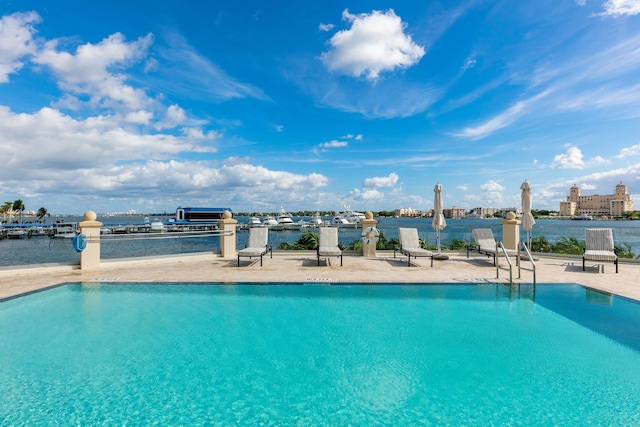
[443,206,466,219]
[559,182,633,217]
[500,207,523,218]
[395,207,421,217]
[472,207,501,218]
[174,206,233,223]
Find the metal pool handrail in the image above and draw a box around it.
[519,241,537,285]
[496,241,513,285]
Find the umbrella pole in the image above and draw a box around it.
[434,229,449,260]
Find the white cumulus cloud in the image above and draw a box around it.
[600,0,640,16]
[321,9,425,81]
[363,173,399,188]
[33,32,154,111]
[480,179,505,204]
[0,11,40,83]
[614,143,640,158]
[349,188,384,201]
[551,146,586,169]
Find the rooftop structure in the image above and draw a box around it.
[174,206,232,223]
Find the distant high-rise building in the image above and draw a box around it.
[559,182,633,216]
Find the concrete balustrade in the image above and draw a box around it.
[361,211,378,258]
[218,210,237,258]
[79,210,102,270]
[501,211,520,251]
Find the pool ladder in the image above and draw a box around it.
[496,242,536,286]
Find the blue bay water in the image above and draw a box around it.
[0,283,639,425]
[2,216,640,267]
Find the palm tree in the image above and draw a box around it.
[37,207,48,222]
[12,199,25,223]
[0,201,13,223]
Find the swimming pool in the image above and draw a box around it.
[1,283,639,425]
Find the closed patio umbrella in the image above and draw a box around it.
[432,183,448,260]
[520,180,535,249]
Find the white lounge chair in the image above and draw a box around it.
[394,228,433,266]
[468,228,517,266]
[238,227,272,267]
[583,228,618,273]
[317,227,342,266]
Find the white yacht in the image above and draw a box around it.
[51,222,77,238]
[150,220,166,233]
[572,214,593,221]
[308,212,324,228]
[277,207,294,226]
[332,208,365,228]
[7,228,28,239]
[262,216,278,228]
[463,211,483,219]
[342,210,366,226]
[330,216,357,228]
[277,207,304,230]
[248,217,263,228]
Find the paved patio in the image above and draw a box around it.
[1,250,638,302]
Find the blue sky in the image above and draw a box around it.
[1,0,640,215]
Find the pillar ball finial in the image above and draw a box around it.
[506,211,516,220]
[223,210,232,219]
[365,211,373,220]
[84,210,97,221]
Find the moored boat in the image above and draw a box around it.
[150,220,166,233]
[50,222,77,238]
[572,214,593,220]
[248,217,263,228]
[332,207,365,228]
[330,216,357,228]
[463,211,483,219]
[262,216,278,229]
[7,229,28,239]
[309,212,323,227]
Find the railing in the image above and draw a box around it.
[519,241,537,285]
[496,242,513,285]
[82,229,234,262]
[87,229,232,243]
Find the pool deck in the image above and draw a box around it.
[1,250,638,302]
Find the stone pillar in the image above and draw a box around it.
[361,211,379,257]
[79,210,103,270]
[501,211,520,251]
[218,210,237,258]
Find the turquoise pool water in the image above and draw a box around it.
[1,283,639,425]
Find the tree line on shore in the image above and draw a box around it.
[277,230,639,259]
[0,200,49,223]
